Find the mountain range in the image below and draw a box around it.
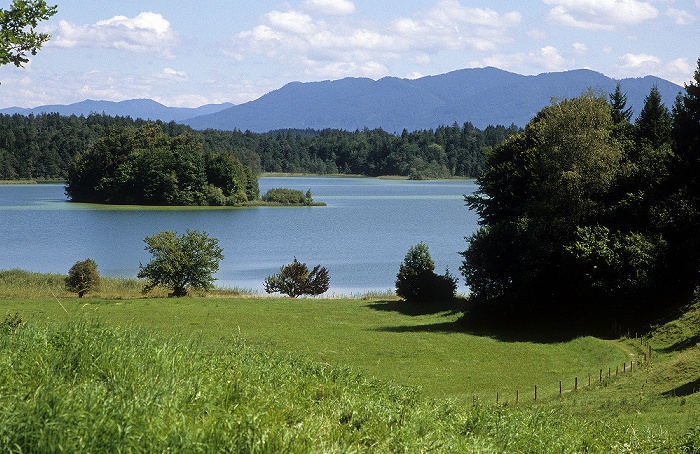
[1,67,684,133]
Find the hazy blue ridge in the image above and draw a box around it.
[0,99,234,122]
[1,67,682,132]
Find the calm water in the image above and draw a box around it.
[0,177,479,295]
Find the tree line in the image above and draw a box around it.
[0,112,518,181]
[64,124,259,206]
[461,58,700,328]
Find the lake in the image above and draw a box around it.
[0,177,479,295]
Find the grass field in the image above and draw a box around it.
[2,270,700,452]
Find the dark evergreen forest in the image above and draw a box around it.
[0,112,519,181]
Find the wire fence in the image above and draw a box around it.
[473,334,654,406]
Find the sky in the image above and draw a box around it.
[0,0,698,109]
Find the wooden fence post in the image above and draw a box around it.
[600,369,603,382]
[559,380,562,395]
[516,389,519,404]
[575,377,578,390]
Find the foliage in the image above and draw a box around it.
[0,113,517,180]
[137,229,224,297]
[261,187,314,205]
[64,258,101,298]
[65,124,259,206]
[462,64,700,322]
[0,311,23,333]
[396,242,457,302]
[0,0,57,69]
[264,258,329,297]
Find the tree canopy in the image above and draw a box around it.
[65,258,100,298]
[264,258,330,297]
[0,0,57,69]
[65,124,259,206]
[0,113,517,181]
[461,70,700,324]
[138,230,224,297]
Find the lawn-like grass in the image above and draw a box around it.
[3,270,700,452]
[1,274,629,401]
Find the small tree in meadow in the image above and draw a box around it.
[138,229,224,297]
[264,258,330,297]
[65,258,101,298]
[396,242,457,302]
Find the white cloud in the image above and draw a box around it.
[229,1,522,80]
[663,57,695,85]
[303,0,356,15]
[468,46,573,73]
[266,10,318,35]
[619,52,661,69]
[46,12,179,58]
[158,68,188,82]
[531,46,573,71]
[572,42,588,54]
[543,0,659,30]
[308,60,388,79]
[616,52,661,77]
[667,8,696,25]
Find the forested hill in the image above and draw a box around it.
[1,68,682,133]
[183,67,682,132]
[0,113,518,181]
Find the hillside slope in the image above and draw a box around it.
[183,67,682,132]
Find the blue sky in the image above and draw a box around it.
[0,0,698,108]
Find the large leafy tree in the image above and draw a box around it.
[0,0,57,69]
[138,230,224,297]
[462,78,700,321]
[461,92,639,315]
[666,57,700,292]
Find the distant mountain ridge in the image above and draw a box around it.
[0,99,234,123]
[1,67,683,132]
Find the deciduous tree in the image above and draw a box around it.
[65,258,101,298]
[396,242,456,302]
[0,0,57,70]
[264,258,329,297]
[138,230,224,297]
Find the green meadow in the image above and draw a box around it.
[2,270,700,452]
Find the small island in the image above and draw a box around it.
[65,125,322,207]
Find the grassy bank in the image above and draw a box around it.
[2,270,700,452]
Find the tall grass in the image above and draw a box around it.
[0,269,257,299]
[1,319,695,453]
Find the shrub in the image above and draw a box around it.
[264,258,330,297]
[65,258,101,298]
[261,188,313,205]
[396,243,457,302]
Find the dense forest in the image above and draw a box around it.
[462,59,700,328]
[0,112,519,181]
[65,124,259,206]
